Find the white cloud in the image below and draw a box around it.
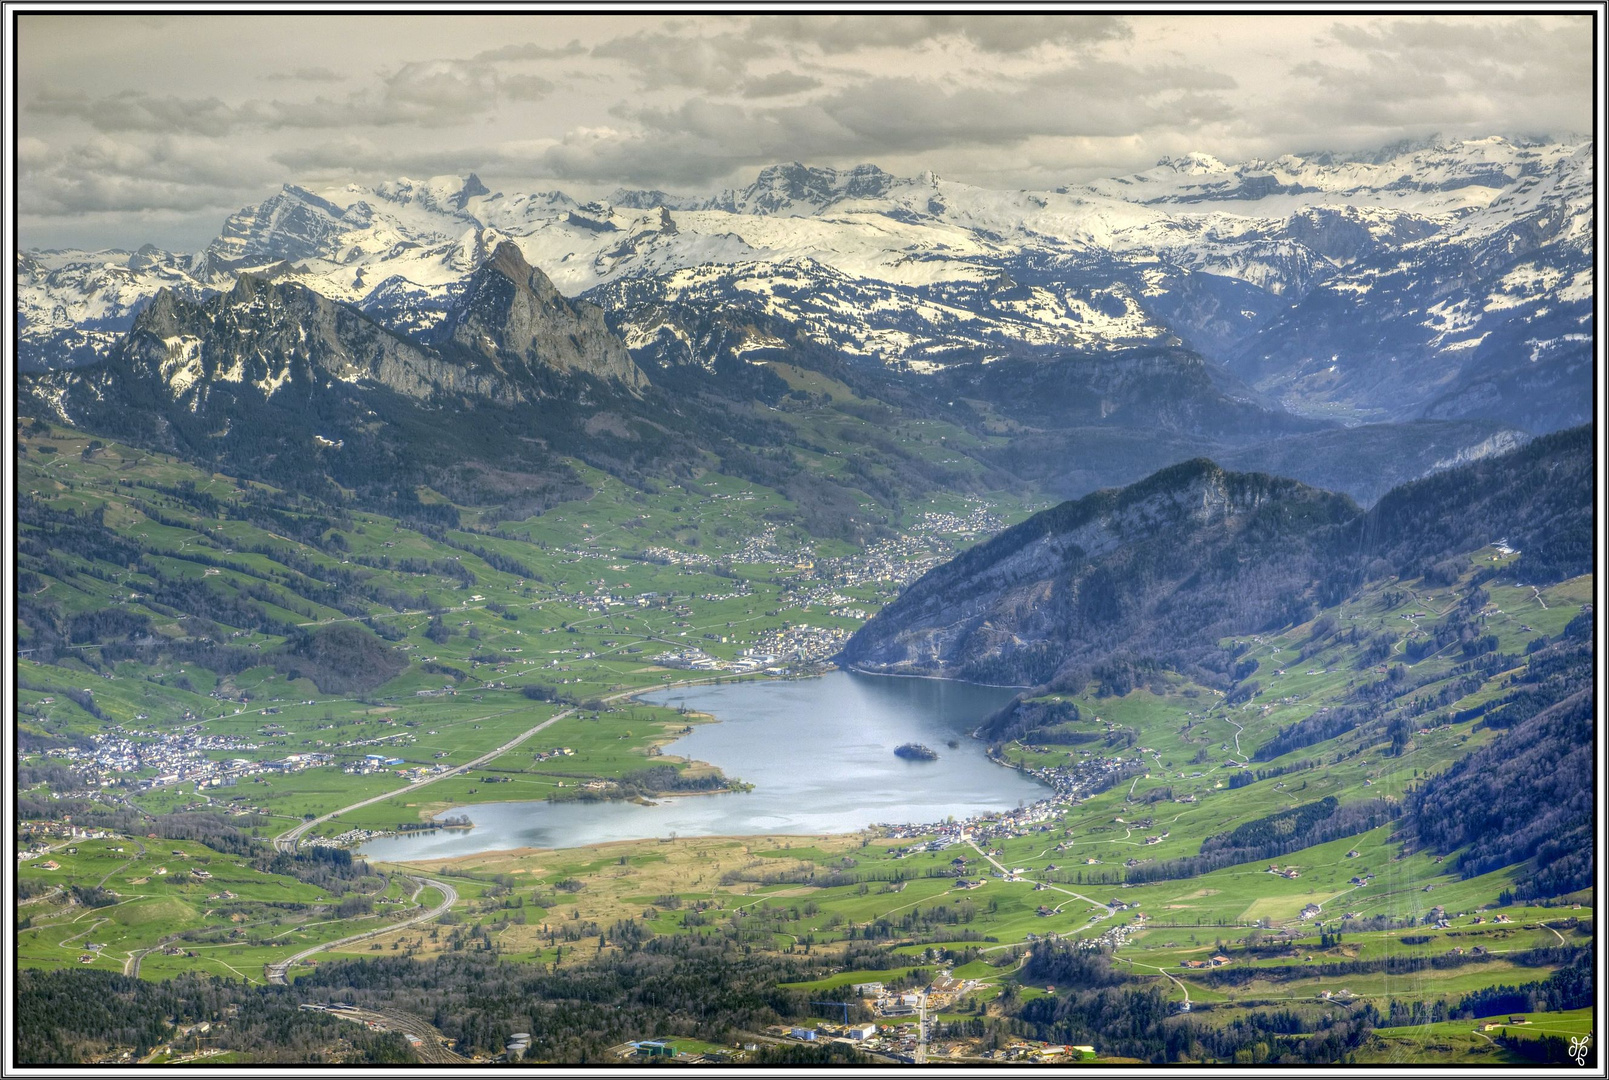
[751,14,1131,55]
[741,71,822,99]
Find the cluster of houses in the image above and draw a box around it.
[652,646,750,673]
[1001,751,1144,806]
[531,747,575,763]
[979,1042,1097,1062]
[46,724,277,793]
[815,507,1003,592]
[305,827,387,849]
[878,798,1061,850]
[1180,955,1233,970]
[18,824,111,846]
[639,546,717,568]
[342,754,410,776]
[745,624,851,668]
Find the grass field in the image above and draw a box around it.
[15,417,1595,1065]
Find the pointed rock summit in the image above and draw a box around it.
[439,241,646,389]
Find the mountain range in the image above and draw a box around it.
[20,135,1593,436]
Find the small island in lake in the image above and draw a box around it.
[894,742,939,761]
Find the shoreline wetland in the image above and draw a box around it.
[358,669,1039,861]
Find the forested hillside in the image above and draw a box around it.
[842,425,1592,690]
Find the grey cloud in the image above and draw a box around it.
[20,135,277,215]
[545,63,1239,187]
[267,137,535,180]
[810,76,1229,150]
[473,40,585,62]
[378,59,498,117]
[260,66,347,83]
[1030,60,1236,94]
[500,74,555,101]
[741,71,822,99]
[543,136,746,189]
[1321,16,1589,88]
[30,59,550,137]
[1325,15,1585,63]
[1279,17,1592,137]
[592,30,772,91]
[30,89,267,137]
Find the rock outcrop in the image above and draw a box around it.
[436,241,646,390]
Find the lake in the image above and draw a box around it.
[358,670,1042,860]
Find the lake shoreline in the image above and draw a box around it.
[358,670,1038,860]
[842,663,1035,691]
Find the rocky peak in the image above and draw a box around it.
[438,242,645,389]
[127,244,177,272]
[607,187,700,211]
[202,184,351,274]
[458,173,491,208]
[723,162,895,215]
[131,286,184,336]
[115,271,515,413]
[372,174,490,217]
[1156,152,1231,175]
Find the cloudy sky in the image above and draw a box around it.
[15,11,1596,251]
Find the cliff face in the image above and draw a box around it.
[436,241,646,390]
[112,274,517,411]
[19,247,651,506]
[35,240,650,436]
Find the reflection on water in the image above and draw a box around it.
[359,670,1041,859]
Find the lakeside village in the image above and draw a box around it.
[18,503,1012,794]
[878,753,1148,895]
[30,720,331,797]
[24,717,573,799]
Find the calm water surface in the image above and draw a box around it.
[359,670,1042,859]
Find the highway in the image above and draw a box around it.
[272,707,581,852]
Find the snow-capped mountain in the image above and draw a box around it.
[17,135,1593,432]
[17,246,209,372]
[29,242,647,486]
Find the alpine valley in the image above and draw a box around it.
[14,134,1598,1068]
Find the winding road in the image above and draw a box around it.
[264,876,457,984]
[1114,955,1193,1008]
[966,839,1114,919]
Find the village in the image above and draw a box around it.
[38,723,338,794]
[605,964,1098,1066]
